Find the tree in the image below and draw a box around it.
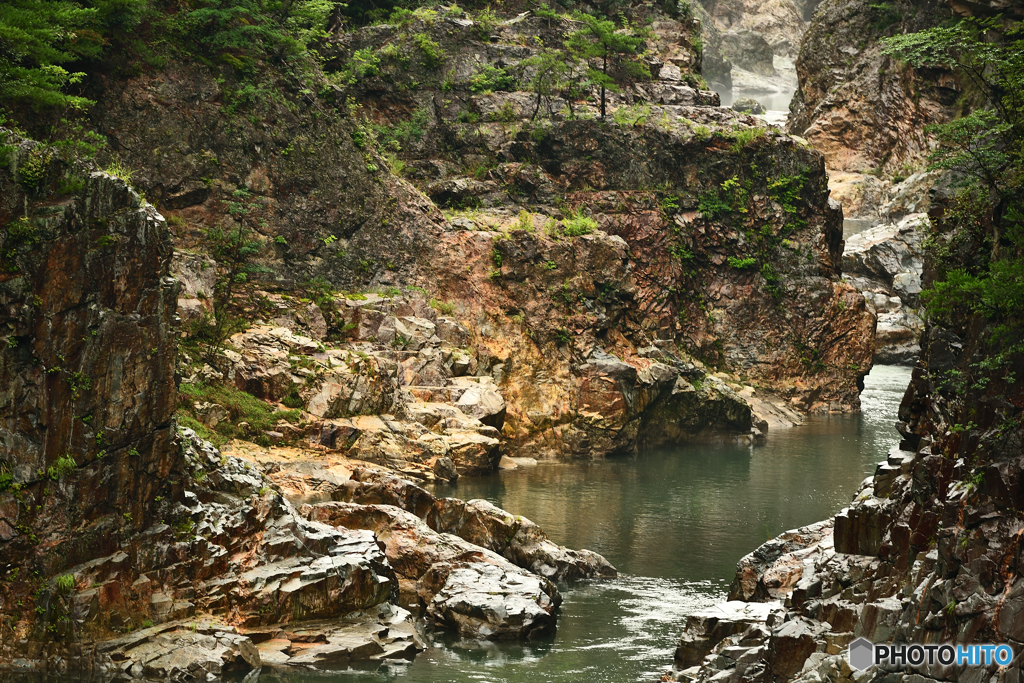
[565,13,650,119]
[882,18,1024,358]
[522,49,585,120]
[0,0,101,111]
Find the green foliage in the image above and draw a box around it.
[413,33,444,69]
[469,64,517,93]
[612,103,651,126]
[46,453,77,481]
[338,48,381,84]
[521,48,586,120]
[55,574,75,594]
[565,13,651,118]
[180,0,331,63]
[562,209,597,236]
[0,0,100,110]
[698,176,747,219]
[474,7,499,40]
[429,298,455,315]
[730,126,767,152]
[868,1,902,32]
[104,157,134,183]
[728,256,757,269]
[373,105,430,152]
[178,381,301,443]
[670,243,694,262]
[884,19,1024,358]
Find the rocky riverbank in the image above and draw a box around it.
[0,135,619,676]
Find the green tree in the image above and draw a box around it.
[0,0,102,110]
[565,13,650,119]
[522,48,585,120]
[882,19,1024,357]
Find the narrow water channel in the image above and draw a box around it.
[261,364,912,683]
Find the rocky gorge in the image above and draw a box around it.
[0,0,1022,679]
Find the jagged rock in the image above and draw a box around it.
[842,214,926,363]
[171,250,216,327]
[833,497,891,556]
[306,359,404,418]
[765,617,830,678]
[788,0,955,173]
[0,136,179,575]
[674,601,784,668]
[705,0,809,57]
[97,622,260,681]
[451,377,507,430]
[422,561,560,641]
[299,499,566,642]
[729,520,833,601]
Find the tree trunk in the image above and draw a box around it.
[601,55,607,118]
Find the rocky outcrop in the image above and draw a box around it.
[700,0,812,57]
[675,195,1024,683]
[302,500,563,641]
[0,134,178,582]
[842,214,926,364]
[720,30,777,75]
[74,3,873,469]
[788,0,955,175]
[292,466,617,583]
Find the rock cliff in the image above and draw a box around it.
[673,161,1024,683]
[0,132,617,675]
[82,6,875,467]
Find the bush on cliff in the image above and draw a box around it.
[883,18,1024,366]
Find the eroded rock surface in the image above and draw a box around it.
[843,215,926,364]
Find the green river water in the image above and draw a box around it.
[256,364,912,683]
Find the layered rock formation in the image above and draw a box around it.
[699,0,819,57]
[0,133,616,675]
[136,5,878,470]
[0,136,178,580]
[787,0,957,221]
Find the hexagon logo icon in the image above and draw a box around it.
[848,638,875,671]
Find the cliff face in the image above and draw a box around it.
[787,0,956,176]
[0,136,178,574]
[675,186,1024,683]
[74,7,875,468]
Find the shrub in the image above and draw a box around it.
[413,33,445,69]
[562,209,597,236]
[728,256,757,269]
[469,64,517,93]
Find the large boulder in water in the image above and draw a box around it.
[732,97,767,114]
[421,561,560,641]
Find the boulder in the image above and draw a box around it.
[732,97,767,115]
[422,561,560,641]
[98,623,260,681]
[452,379,507,430]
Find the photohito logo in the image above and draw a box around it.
[848,638,1015,671]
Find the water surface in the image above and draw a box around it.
[261,365,911,683]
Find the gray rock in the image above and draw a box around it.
[720,31,776,76]
[423,561,560,641]
[732,97,766,115]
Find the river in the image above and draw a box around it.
[258,364,912,683]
